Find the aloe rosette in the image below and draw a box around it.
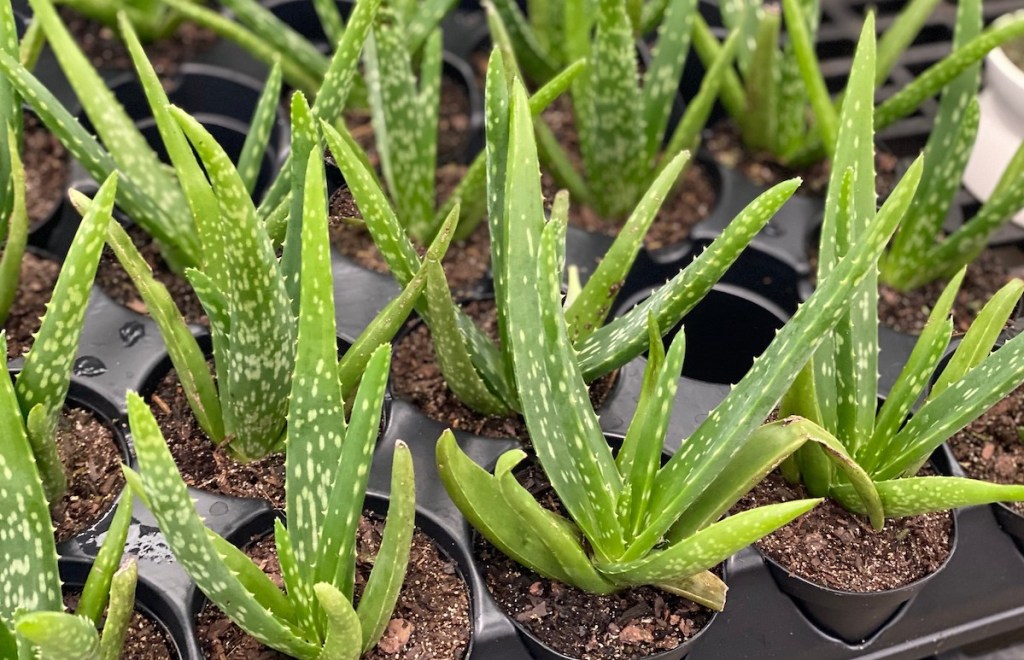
[780,15,1024,524]
[0,185,137,655]
[880,0,1024,291]
[489,0,738,224]
[126,146,415,658]
[694,0,1024,167]
[435,69,917,608]
[328,47,805,418]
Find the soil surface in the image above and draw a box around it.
[343,74,473,170]
[59,7,217,77]
[54,406,125,543]
[878,248,1019,335]
[540,97,717,251]
[478,462,714,659]
[328,164,491,292]
[4,251,59,359]
[705,119,899,198]
[197,517,471,659]
[736,472,953,592]
[22,110,69,227]
[949,384,1024,515]
[390,299,618,439]
[64,591,176,660]
[147,364,286,508]
[96,224,208,326]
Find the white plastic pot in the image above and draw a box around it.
[963,13,1024,227]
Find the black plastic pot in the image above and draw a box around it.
[762,507,958,645]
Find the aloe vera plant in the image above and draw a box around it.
[435,68,914,609]
[0,128,26,325]
[880,0,1024,291]
[6,173,115,506]
[100,30,442,461]
[125,146,415,657]
[328,47,797,417]
[694,0,1024,167]
[489,0,738,223]
[780,16,1024,525]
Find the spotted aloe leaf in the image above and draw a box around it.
[25,0,196,270]
[833,477,1024,518]
[781,0,836,157]
[487,0,559,83]
[15,173,116,504]
[14,612,99,658]
[238,62,283,197]
[0,0,18,218]
[575,176,800,381]
[171,107,295,460]
[0,334,62,644]
[76,496,135,625]
[640,0,697,165]
[364,6,440,243]
[0,127,26,325]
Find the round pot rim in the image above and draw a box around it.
[990,12,1024,94]
[757,499,960,600]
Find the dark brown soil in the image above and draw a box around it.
[58,7,217,77]
[197,517,471,659]
[54,406,125,543]
[328,164,491,292]
[96,224,208,326]
[64,591,177,660]
[705,119,899,198]
[477,462,713,659]
[878,248,1018,335]
[949,383,1024,515]
[146,364,286,508]
[736,472,953,592]
[343,74,473,169]
[390,299,619,439]
[22,110,69,227]
[540,97,717,251]
[4,251,59,359]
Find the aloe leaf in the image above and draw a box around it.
[97,561,137,660]
[105,219,224,442]
[76,495,133,624]
[742,9,780,152]
[238,63,283,197]
[311,0,381,126]
[15,175,114,503]
[618,317,686,536]
[691,14,746,120]
[424,261,511,414]
[406,0,457,55]
[601,499,821,600]
[313,0,346,44]
[205,532,297,625]
[27,0,191,245]
[660,29,740,175]
[877,330,1024,480]
[933,281,1024,399]
[655,571,728,611]
[0,128,27,324]
[585,0,646,220]
[568,151,690,343]
[628,157,922,562]
[858,273,960,474]
[876,15,1024,131]
[282,150,348,635]
[281,93,318,315]
[833,477,1024,518]
[641,0,697,164]
[364,7,436,241]
[781,0,836,155]
[314,583,360,660]
[15,612,99,658]
[172,108,295,460]
[357,441,415,652]
[0,0,18,214]
[504,81,626,560]
[577,178,800,380]
[127,393,316,657]
[495,457,618,593]
[436,431,581,580]
[0,336,62,621]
